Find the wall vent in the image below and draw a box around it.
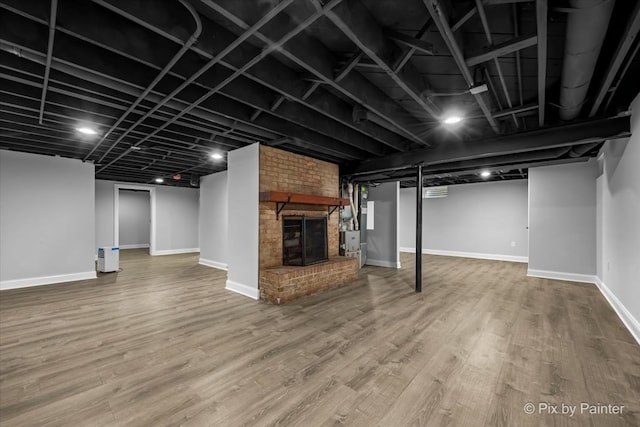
[423,186,448,198]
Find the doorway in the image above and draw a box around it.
[114,184,157,255]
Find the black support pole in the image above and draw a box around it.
[416,164,423,292]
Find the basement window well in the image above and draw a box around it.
[282,215,328,266]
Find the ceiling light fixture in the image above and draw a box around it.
[442,115,463,125]
[155,178,164,183]
[76,127,97,135]
[480,170,491,178]
[211,153,223,160]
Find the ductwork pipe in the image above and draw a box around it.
[559,0,615,121]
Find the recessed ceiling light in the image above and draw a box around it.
[480,170,491,178]
[442,115,463,125]
[211,153,223,160]
[76,127,97,135]
[155,178,164,183]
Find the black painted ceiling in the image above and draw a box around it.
[0,0,637,187]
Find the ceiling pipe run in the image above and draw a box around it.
[84,0,202,162]
[559,0,615,121]
[38,0,58,125]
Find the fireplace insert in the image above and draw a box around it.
[282,215,328,266]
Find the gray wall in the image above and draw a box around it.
[528,161,597,278]
[226,144,260,299]
[596,92,640,342]
[0,150,96,289]
[155,185,199,252]
[366,182,400,268]
[95,180,199,254]
[399,180,528,261]
[198,171,228,270]
[118,190,150,248]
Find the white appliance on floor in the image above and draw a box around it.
[98,247,119,272]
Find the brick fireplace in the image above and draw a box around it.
[258,146,358,303]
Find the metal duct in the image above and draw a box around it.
[559,0,615,121]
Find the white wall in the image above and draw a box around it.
[366,182,400,268]
[528,161,597,281]
[225,144,260,299]
[0,151,96,289]
[399,180,528,262]
[95,180,199,255]
[118,190,150,248]
[198,171,228,270]
[595,93,640,344]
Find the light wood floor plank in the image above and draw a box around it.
[1,250,639,426]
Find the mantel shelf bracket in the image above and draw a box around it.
[328,205,339,217]
[276,198,291,220]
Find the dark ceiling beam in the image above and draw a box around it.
[465,34,538,67]
[0,46,276,142]
[322,0,440,134]
[93,0,293,165]
[536,0,548,127]
[334,52,363,83]
[385,31,434,55]
[473,0,519,129]
[95,0,361,174]
[493,103,538,119]
[199,0,428,146]
[0,75,257,149]
[589,1,640,117]
[347,116,630,176]
[0,112,233,162]
[392,19,432,73]
[2,1,401,155]
[362,156,586,185]
[0,41,366,161]
[512,4,524,108]
[90,0,409,152]
[38,0,57,124]
[421,0,500,133]
[0,72,256,145]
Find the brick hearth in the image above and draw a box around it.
[258,146,357,303]
[260,257,358,304]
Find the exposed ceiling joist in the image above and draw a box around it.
[466,34,538,67]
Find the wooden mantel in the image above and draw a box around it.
[259,191,350,219]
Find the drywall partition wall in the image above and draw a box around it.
[226,144,260,299]
[95,180,115,250]
[95,180,198,255]
[528,161,597,282]
[366,182,401,268]
[198,171,228,270]
[155,185,199,254]
[595,93,640,344]
[0,150,96,290]
[118,190,151,248]
[398,180,528,262]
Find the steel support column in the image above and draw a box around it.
[416,164,423,293]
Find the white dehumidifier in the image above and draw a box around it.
[98,247,119,272]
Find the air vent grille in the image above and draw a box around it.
[423,186,448,198]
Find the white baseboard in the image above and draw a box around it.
[366,259,402,269]
[527,269,596,284]
[225,280,259,300]
[1,271,97,291]
[595,277,640,346]
[199,258,228,271]
[151,248,200,256]
[119,244,150,249]
[400,247,528,263]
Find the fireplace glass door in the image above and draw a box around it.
[282,216,328,266]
